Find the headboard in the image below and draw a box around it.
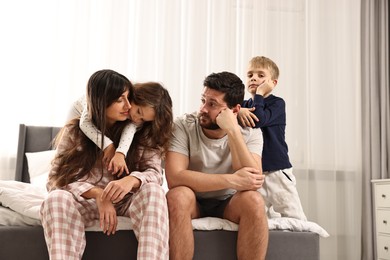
[15,124,61,183]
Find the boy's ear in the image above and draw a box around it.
[273,79,278,86]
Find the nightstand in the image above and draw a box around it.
[372,179,390,260]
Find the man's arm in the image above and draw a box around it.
[165,151,263,192]
[216,109,262,172]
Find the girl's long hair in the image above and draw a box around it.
[126,82,173,171]
[49,69,132,188]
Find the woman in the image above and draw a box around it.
[40,69,172,260]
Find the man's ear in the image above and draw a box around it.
[232,104,241,114]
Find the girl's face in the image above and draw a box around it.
[128,102,156,125]
[106,90,131,126]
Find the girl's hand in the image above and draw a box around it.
[108,152,129,176]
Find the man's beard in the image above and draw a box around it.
[198,113,220,130]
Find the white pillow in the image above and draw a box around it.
[25,150,56,188]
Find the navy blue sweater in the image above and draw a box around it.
[241,94,292,172]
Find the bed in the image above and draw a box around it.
[0,124,329,260]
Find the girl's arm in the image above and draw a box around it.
[79,103,113,151]
[108,123,138,176]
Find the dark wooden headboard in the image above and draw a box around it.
[15,124,61,183]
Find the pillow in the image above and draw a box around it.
[25,150,56,188]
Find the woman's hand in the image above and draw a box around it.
[96,194,117,235]
[101,176,141,203]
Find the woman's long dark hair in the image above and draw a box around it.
[49,69,133,188]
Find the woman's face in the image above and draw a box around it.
[106,90,131,126]
[128,102,155,125]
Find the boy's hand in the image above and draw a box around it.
[238,107,258,127]
[103,144,116,168]
[108,152,129,177]
[256,79,275,97]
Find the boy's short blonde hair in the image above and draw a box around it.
[249,56,279,80]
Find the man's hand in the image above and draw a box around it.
[238,107,258,127]
[216,109,240,132]
[229,167,264,191]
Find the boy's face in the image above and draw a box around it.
[246,65,274,95]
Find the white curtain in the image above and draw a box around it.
[0,0,361,259]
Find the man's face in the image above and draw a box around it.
[198,87,227,130]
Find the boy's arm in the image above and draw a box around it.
[249,95,286,128]
[248,79,285,127]
[238,107,258,127]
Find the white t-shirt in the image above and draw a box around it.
[169,112,263,200]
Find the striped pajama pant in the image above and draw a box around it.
[40,182,169,260]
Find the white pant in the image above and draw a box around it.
[258,168,307,221]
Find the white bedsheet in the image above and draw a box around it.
[0,180,329,237]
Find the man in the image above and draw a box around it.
[165,71,269,260]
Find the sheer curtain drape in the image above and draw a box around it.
[361,0,390,259]
[0,1,362,259]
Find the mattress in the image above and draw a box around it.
[0,124,328,260]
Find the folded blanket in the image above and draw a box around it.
[0,180,329,237]
[0,180,47,219]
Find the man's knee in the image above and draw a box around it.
[231,191,266,215]
[166,186,196,214]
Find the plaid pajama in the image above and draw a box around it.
[41,126,169,260]
[40,183,168,260]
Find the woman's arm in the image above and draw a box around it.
[101,146,163,203]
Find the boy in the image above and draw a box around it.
[238,56,307,221]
